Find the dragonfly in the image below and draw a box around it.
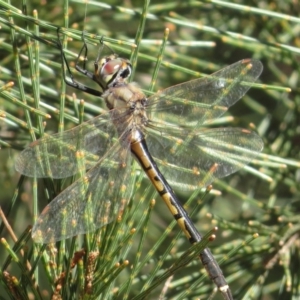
[15,31,263,300]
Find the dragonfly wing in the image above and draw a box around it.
[147,59,263,128]
[146,127,263,191]
[15,111,119,178]
[32,139,133,243]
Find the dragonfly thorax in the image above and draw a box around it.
[103,81,149,135]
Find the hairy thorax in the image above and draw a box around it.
[103,82,149,141]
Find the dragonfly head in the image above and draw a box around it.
[94,54,132,90]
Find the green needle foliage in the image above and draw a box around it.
[0,0,299,299]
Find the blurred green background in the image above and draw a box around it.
[0,0,300,299]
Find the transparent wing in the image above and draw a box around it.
[32,140,133,243]
[146,127,263,190]
[15,111,119,178]
[147,59,263,129]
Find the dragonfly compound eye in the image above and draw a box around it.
[101,59,123,77]
[99,58,132,88]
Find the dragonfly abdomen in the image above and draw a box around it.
[130,133,205,241]
[130,134,233,299]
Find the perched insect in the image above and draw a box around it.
[15,32,263,300]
